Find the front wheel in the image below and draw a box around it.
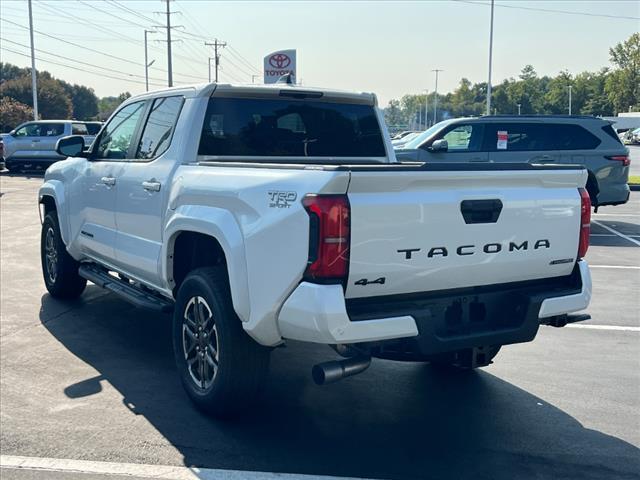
[172,267,270,418]
[41,212,87,299]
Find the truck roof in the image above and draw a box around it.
[126,82,378,106]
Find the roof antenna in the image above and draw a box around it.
[276,73,294,85]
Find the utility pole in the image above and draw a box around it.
[486,0,495,115]
[252,74,261,84]
[432,69,443,124]
[517,103,521,115]
[144,30,156,91]
[154,1,180,87]
[27,0,38,119]
[205,39,227,83]
[208,57,215,82]
[165,0,173,86]
[568,85,573,115]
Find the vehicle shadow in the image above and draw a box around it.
[40,291,640,480]
[0,170,45,179]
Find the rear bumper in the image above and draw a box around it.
[597,183,630,207]
[277,261,591,353]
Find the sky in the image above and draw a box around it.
[1,0,639,106]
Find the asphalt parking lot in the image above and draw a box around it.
[0,171,638,480]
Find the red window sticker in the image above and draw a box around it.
[497,130,508,150]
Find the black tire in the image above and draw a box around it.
[41,212,87,299]
[172,267,270,418]
[430,345,501,371]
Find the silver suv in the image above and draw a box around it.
[395,115,630,208]
[3,120,102,172]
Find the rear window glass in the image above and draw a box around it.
[85,123,102,135]
[484,123,600,151]
[601,125,622,144]
[198,97,385,158]
[72,123,88,135]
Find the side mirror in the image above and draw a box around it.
[56,135,86,157]
[10,130,17,136]
[429,139,448,152]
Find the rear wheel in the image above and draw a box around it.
[40,212,87,299]
[172,267,270,417]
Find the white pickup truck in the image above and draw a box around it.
[39,83,592,417]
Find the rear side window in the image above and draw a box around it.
[72,123,88,135]
[136,96,183,161]
[14,123,64,137]
[484,123,600,151]
[85,123,102,135]
[601,125,622,144]
[198,97,385,158]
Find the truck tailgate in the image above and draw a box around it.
[345,165,586,299]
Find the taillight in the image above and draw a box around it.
[605,155,630,166]
[302,194,350,282]
[578,187,591,259]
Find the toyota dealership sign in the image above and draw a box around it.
[263,49,296,84]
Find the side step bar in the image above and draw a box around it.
[79,264,174,313]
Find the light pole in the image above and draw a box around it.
[27,0,38,119]
[517,103,521,115]
[432,69,443,124]
[144,29,156,91]
[486,0,495,115]
[568,85,572,115]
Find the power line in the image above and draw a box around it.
[1,37,166,82]
[1,18,208,83]
[1,46,165,87]
[453,0,640,20]
[227,45,260,74]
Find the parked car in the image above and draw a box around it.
[391,131,422,148]
[395,115,630,209]
[39,83,592,418]
[622,127,640,145]
[3,120,100,172]
[392,130,419,140]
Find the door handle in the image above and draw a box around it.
[142,181,161,192]
[101,176,116,186]
[534,155,555,162]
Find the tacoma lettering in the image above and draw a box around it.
[397,239,550,259]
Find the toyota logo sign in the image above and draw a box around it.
[263,49,296,84]
[269,53,291,69]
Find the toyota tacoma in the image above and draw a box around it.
[38,83,592,417]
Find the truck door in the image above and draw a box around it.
[113,95,184,284]
[77,101,146,263]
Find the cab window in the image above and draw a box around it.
[94,102,145,160]
[135,96,183,161]
[431,124,484,152]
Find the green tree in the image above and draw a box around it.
[97,92,131,120]
[605,33,639,113]
[1,76,72,119]
[60,81,99,120]
[0,96,34,131]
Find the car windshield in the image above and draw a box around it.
[198,96,386,158]
[399,120,457,149]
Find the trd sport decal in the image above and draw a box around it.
[268,191,297,208]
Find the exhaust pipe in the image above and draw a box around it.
[312,356,371,385]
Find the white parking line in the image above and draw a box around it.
[593,213,640,218]
[589,265,640,269]
[0,455,362,480]
[566,324,640,332]
[591,220,640,247]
